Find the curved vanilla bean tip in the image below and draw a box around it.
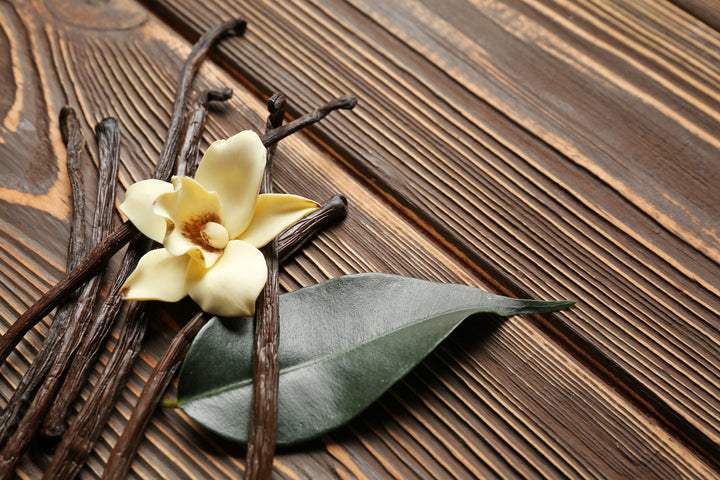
[268,93,287,118]
[329,193,348,209]
[206,87,233,102]
[226,18,247,36]
[59,106,82,146]
[94,117,119,136]
[261,94,359,147]
[263,93,288,183]
[336,94,358,110]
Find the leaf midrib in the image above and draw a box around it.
[179,305,485,405]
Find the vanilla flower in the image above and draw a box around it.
[119,130,319,317]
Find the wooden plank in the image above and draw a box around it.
[669,0,720,30]
[144,0,720,459]
[0,0,717,479]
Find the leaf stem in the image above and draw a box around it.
[160,399,179,409]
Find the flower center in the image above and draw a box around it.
[182,212,229,253]
[202,221,229,250]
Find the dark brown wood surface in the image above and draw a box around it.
[0,0,718,478]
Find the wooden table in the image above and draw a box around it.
[1,0,719,478]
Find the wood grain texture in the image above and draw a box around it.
[670,0,720,30]
[0,0,717,478]
[144,0,720,461]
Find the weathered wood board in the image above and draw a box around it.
[1,0,718,478]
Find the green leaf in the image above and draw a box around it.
[177,273,574,445]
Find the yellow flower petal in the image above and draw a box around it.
[118,179,174,243]
[238,194,320,248]
[194,131,266,238]
[121,249,190,302]
[185,240,267,317]
[153,176,225,268]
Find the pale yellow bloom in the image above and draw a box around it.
[119,130,319,317]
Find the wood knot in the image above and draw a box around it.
[44,0,147,31]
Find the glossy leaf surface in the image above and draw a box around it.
[177,273,574,445]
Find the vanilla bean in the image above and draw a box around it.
[176,87,233,177]
[157,20,245,181]
[42,91,232,438]
[61,86,355,475]
[260,94,357,147]
[0,19,247,367]
[41,301,148,480]
[61,106,88,264]
[277,195,347,264]
[0,223,134,369]
[34,20,247,472]
[41,119,128,438]
[102,195,347,480]
[0,108,88,447]
[100,310,207,480]
[0,118,121,478]
[0,222,139,367]
[244,94,357,479]
[0,90,347,362]
[245,94,287,480]
[41,88,355,477]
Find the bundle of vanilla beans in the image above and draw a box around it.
[0,19,355,480]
